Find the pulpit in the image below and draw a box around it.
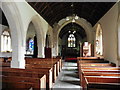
[82,42,92,57]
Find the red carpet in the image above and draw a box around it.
[65,58,77,61]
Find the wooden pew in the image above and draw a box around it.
[81,67,120,70]
[0,57,4,62]
[1,70,46,89]
[83,76,120,90]
[78,59,109,63]
[77,57,100,60]
[77,59,110,76]
[78,63,116,79]
[26,60,59,77]
[80,63,116,67]
[53,56,62,71]
[77,57,120,90]
[0,62,10,67]
[26,63,57,83]
[25,58,61,82]
[83,72,120,76]
[2,67,52,89]
[81,71,120,88]
[80,67,120,86]
[25,58,60,77]
[38,58,62,72]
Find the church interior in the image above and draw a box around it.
[0,0,120,90]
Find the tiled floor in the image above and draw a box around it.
[52,60,82,90]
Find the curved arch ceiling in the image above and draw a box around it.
[28,2,115,27]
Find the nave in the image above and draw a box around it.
[1,0,120,90]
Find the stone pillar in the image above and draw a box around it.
[38,46,45,58]
[11,46,25,69]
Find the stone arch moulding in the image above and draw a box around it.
[57,18,94,43]
[53,18,94,56]
[26,15,45,58]
[1,1,25,68]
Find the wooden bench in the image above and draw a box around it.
[77,57,120,90]
[0,57,4,62]
[83,76,120,90]
[2,67,52,89]
[81,71,120,88]
[0,62,10,67]
[80,67,120,86]
[81,67,120,70]
[26,63,57,83]
[78,63,116,78]
[77,59,110,76]
[77,57,100,60]
[80,63,116,67]
[26,60,59,77]
[83,72,120,76]
[78,59,109,64]
[25,58,61,82]
[38,58,62,72]
[1,70,46,89]
[25,58,60,76]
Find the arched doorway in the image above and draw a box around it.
[59,23,87,58]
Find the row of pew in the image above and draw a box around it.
[0,57,62,90]
[77,57,120,90]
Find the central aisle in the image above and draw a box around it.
[52,60,82,90]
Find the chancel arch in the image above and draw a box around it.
[58,22,87,58]
[53,17,94,57]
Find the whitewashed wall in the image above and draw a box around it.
[94,3,119,66]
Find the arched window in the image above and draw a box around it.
[68,34,76,47]
[1,30,12,52]
[26,39,34,54]
[96,24,103,55]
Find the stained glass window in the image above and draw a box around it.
[28,39,34,54]
[68,34,76,47]
[29,39,34,50]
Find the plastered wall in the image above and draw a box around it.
[94,3,119,66]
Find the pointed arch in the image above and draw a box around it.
[95,23,103,56]
[25,15,45,58]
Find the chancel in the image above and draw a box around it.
[0,0,120,90]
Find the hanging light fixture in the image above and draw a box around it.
[66,3,79,21]
[66,16,70,21]
[75,15,79,20]
[72,18,75,22]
